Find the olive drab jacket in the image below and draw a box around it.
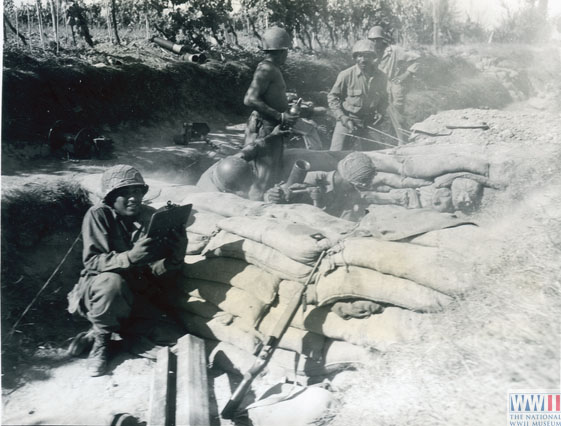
[328,64,388,126]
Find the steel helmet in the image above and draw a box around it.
[262,27,292,51]
[367,26,386,40]
[212,157,254,195]
[337,152,376,187]
[352,39,377,56]
[101,164,148,201]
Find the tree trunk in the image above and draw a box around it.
[5,12,28,45]
[105,0,112,43]
[110,0,120,45]
[432,0,440,52]
[49,0,59,53]
[15,8,19,45]
[27,6,32,49]
[36,0,46,51]
[144,12,149,39]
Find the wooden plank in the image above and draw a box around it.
[148,346,175,426]
[175,334,210,426]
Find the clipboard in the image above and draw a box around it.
[146,203,192,239]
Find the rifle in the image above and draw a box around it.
[221,250,327,420]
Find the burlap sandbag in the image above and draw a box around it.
[186,209,224,236]
[203,231,313,281]
[186,231,209,255]
[401,153,489,179]
[258,203,357,243]
[277,280,306,307]
[183,257,280,304]
[361,151,403,174]
[303,306,423,350]
[372,172,432,189]
[177,313,262,353]
[256,320,325,361]
[323,339,375,366]
[178,276,268,326]
[315,265,452,311]
[247,383,336,426]
[208,341,336,381]
[218,216,332,264]
[325,237,473,295]
[183,192,265,217]
[359,205,474,241]
[410,224,487,253]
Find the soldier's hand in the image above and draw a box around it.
[264,186,285,204]
[407,63,420,74]
[270,124,291,137]
[343,117,356,133]
[288,183,308,191]
[281,111,299,127]
[128,236,159,265]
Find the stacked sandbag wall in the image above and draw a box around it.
[178,192,475,379]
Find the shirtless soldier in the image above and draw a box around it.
[243,26,299,200]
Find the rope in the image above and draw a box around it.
[4,231,83,343]
[335,131,398,149]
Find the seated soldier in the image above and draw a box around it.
[66,165,188,376]
[265,152,377,222]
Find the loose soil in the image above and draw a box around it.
[2,41,561,426]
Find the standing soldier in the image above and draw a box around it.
[328,39,388,151]
[368,26,420,143]
[243,27,299,200]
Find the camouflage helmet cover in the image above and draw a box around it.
[101,164,148,201]
[352,39,377,56]
[337,152,376,187]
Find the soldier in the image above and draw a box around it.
[243,27,299,200]
[368,26,420,143]
[265,152,377,222]
[328,39,388,151]
[66,165,187,376]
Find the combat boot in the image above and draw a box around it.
[87,332,111,377]
[66,328,95,357]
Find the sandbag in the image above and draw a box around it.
[258,203,357,243]
[302,306,423,350]
[256,321,325,361]
[323,339,376,366]
[324,237,473,295]
[361,151,402,174]
[183,257,280,304]
[248,383,336,426]
[186,231,209,255]
[372,172,432,189]
[218,216,332,264]
[359,204,474,240]
[177,313,262,353]
[183,192,265,217]
[277,280,306,307]
[178,276,268,326]
[315,265,452,312]
[186,209,224,236]
[207,341,328,382]
[401,153,489,179]
[203,231,313,281]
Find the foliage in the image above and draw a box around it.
[494,1,551,43]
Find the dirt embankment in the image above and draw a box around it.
[4,42,557,148]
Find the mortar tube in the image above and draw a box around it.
[152,36,187,55]
[285,159,311,188]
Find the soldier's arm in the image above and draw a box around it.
[244,62,283,122]
[327,73,347,121]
